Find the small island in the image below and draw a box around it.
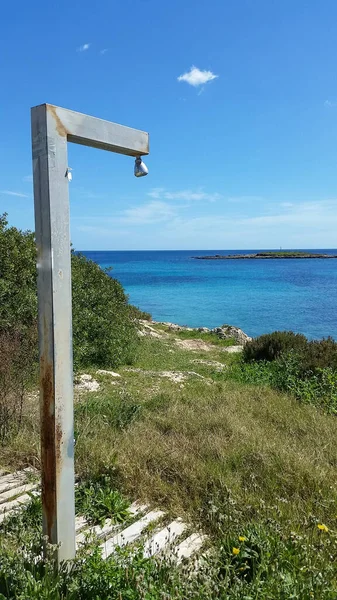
[192,251,337,260]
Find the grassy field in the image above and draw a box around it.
[1,325,337,598]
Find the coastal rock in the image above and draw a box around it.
[191,359,227,370]
[138,319,251,345]
[153,321,194,332]
[211,325,252,345]
[222,345,244,353]
[75,374,100,392]
[96,370,121,377]
[138,320,168,338]
[124,368,209,384]
[175,339,213,352]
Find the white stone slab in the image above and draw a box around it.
[0,470,30,492]
[0,493,32,522]
[76,503,147,547]
[0,477,28,495]
[174,533,207,563]
[0,483,37,505]
[75,516,88,532]
[0,511,13,524]
[143,519,186,558]
[101,510,164,559]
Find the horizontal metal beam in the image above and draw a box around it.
[32,104,149,157]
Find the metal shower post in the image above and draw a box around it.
[31,104,149,565]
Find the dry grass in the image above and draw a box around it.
[0,327,38,449]
[1,334,336,542]
[0,391,40,469]
[113,380,336,528]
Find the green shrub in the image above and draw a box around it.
[300,337,337,373]
[0,214,37,331]
[71,253,139,368]
[0,214,140,369]
[75,474,130,526]
[244,331,337,372]
[228,351,337,413]
[272,354,337,413]
[228,359,277,387]
[240,330,337,412]
[243,331,307,363]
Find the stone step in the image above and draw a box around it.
[76,502,147,547]
[75,515,89,532]
[142,518,186,558]
[0,471,32,494]
[0,493,34,524]
[0,482,38,505]
[0,471,207,564]
[174,533,207,564]
[101,509,165,559]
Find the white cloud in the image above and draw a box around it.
[77,43,91,52]
[73,200,176,227]
[147,188,221,202]
[279,202,294,208]
[77,225,130,236]
[177,66,218,87]
[121,201,175,225]
[324,100,337,107]
[147,188,165,199]
[23,175,33,183]
[227,195,264,204]
[159,200,337,248]
[73,198,337,249]
[0,190,29,198]
[100,48,108,55]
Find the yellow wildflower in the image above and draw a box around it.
[232,547,240,555]
[239,536,247,542]
[317,523,329,532]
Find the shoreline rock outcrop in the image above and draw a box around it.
[140,320,252,345]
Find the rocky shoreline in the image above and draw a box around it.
[143,320,252,345]
[76,321,252,392]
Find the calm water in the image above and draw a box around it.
[80,250,337,340]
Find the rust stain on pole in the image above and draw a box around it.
[40,344,64,539]
[40,352,56,540]
[47,105,70,138]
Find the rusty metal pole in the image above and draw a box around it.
[31,104,149,566]
[32,105,75,564]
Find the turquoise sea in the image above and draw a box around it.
[81,250,337,340]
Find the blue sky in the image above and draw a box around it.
[1,0,337,250]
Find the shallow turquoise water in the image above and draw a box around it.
[81,250,337,340]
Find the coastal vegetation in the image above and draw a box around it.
[0,213,143,372]
[0,215,336,598]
